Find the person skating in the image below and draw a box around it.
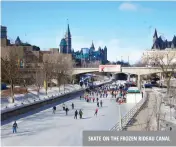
[65,107,69,115]
[74,110,78,119]
[80,96,82,100]
[79,109,83,119]
[12,121,18,133]
[97,98,99,102]
[97,101,99,107]
[100,100,103,107]
[94,108,98,116]
[93,97,95,103]
[71,103,74,109]
[53,106,56,114]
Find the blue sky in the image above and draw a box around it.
[1,1,176,63]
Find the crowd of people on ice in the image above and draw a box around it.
[11,83,129,133]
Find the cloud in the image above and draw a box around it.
[29,34,143,64]
[119,2,152,12]
[119,2,138,11]
[72,37,143,64]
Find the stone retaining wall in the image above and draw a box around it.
[1,80,113,122]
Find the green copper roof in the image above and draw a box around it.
[60,38,67,46]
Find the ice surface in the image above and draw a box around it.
[1,94,135,146]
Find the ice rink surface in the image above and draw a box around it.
[1,94,135,146]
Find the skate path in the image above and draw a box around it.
[1,95,135,146]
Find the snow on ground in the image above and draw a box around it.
[1,94,135,146]
[1,78,113,111]
[1,84,82,111]
[153,87,176,130]
[160,104,176,124]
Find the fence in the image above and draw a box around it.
[110,91,148,131]
[1,80,113,122]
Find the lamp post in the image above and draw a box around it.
[118,100,122,130]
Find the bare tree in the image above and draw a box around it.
[134,60,147,67]
[35,69,45,97]
[144,50,176,94]
[1,48,21,103]
[49,53,73,93]
[42,54,54,95]
[143,50,176,130]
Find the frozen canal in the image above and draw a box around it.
[1,94,135,146]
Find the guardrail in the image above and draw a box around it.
[1,80,113,122]
[110,92,148,131]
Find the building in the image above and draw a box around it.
[142,49,176,66]
[1,26,41,68]
[152,29,176,50]
[72,41,108,66]
[60,24,72,54]
[141,29,176,66]
[1,25,11,46]
[1,25,7,39]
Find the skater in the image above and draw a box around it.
[97,101,99,107]
[62,103,65,111]
[74,110,78,119]
[80,96,82,100]
[79,109,83,119]
[71,103,74,109]
[65,107,69,115]
[97,98,99,102]
[100,100,103,107]
[12,121,18,133]
[93,97,95,103]
[53,106,56,114]
[94,108,98,116]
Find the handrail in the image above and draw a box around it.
[110,92,147,131]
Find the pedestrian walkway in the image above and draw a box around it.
[126,90,157,131]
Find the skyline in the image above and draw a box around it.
[1,1,176,64]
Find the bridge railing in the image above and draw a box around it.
[110,91,148,131]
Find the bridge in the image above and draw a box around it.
[20,66,175,89]
[73,67,175,75]
[73,67,176,89]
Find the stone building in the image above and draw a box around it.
[152,29,176,50]
[60,24,72,54]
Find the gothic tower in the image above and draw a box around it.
[65,24,72,54]
[153,29,158,44]
[104,46,107,63]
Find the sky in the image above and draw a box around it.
[1,1,176,64]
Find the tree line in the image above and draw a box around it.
[1,48,74,103]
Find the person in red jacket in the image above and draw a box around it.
[93,97,95,103]
[94,108,98,116]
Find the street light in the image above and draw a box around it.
[118,99,123,130]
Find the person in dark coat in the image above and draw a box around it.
[97,98,99,102]
[100,100,103,107]
[80,96,82,100]
[53,106,56,114]
[12,121,18,133]
[65,107,69,115]
[79,109,83,119]
[74,110,78,119]
[97,102,99,107]
[71,103,74,109]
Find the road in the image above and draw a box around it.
[1,93,135,146]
